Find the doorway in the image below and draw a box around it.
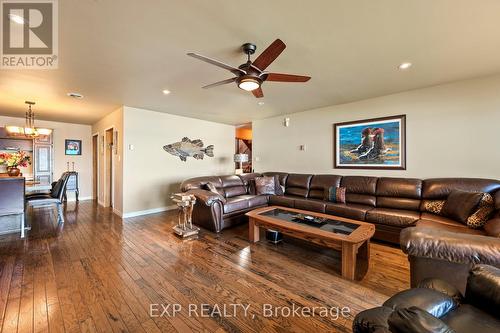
[105,128,114,208]
[235,124,252,173]
[92,134,98,201]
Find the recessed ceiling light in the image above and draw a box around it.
[162,89,171,95]
[67,92,84,99]
[398,62,412,70]
[8,14,24,25]
[257,101,265,106]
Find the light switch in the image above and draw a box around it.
[128,144,134,151]
[300,144,306,151]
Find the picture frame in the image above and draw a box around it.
[65,139,82,155]
[333,115,406,170]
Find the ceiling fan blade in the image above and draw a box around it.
[187,53,246,75]
[202,78,236,89]
[252,87,264,98]
[265,73,311,82]
[252,39,286,71]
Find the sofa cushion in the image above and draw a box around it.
[416,219,486,236]
[418,212,487,236]
[377,177,422,198]
[441,190,483,224]
[269,195,295,208]
[376,178,422,211]
[441,304,500,333]
[422,178,500,200]
[341,176,378,207]
[293,198,326,213]
[325,203,373,221]
[308,174,342,200]
[377,197,421,211]
[285,174,313,198]
[223,195,267,214]
[366,208,420,226]
[220,175,247,198]
[484,218,500,237]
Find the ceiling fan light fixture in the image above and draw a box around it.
[237,77,261,91]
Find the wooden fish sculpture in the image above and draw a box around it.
[163,137,214,161]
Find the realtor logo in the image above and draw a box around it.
[1,0,58,69]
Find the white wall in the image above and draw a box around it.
[0,116,92,199]
[91,107,124,215]
[122,106,235,216]
[253,75,500,180]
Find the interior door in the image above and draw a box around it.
[34,144,53,185]
[105,129,114,208]
[92,135,98,201]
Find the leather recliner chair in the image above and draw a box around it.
[352,265,500,333]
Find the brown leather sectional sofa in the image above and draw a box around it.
[180,172,500,244]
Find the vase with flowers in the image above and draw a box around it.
[0,151,31,177]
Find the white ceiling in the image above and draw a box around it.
[1,0,500,125]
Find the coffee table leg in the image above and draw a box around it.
[356,240,370,279]
[249,218,260,242]
[341,242,356,280]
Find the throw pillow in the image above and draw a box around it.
[325,186,346,204]
[467,193,495,228]
[248,179,256,195]
[254,176,276,195]
[441,190,483,224]
[204,182,221,195]
[273,175,284,196]
[421,200,446,215]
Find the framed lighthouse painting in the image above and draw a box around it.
[333,115,406,170]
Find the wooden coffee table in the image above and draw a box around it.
[246,206,375,280]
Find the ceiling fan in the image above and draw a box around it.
[187,39,311,98]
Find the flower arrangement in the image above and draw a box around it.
[0,151,31,168]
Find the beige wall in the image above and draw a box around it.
[253,75,500,180]
[0,116,92,199]
[122,106,235,216]
[91,107,124,215]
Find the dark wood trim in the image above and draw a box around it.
[333,114,406,170]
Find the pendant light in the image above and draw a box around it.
[5,101,52,137]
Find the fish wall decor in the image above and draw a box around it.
[163,137,214,161]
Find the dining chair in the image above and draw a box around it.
[25,173,70,224]
[0,178,25,238]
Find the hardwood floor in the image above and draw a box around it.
[0,202,409,333]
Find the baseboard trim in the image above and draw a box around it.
[66,196,93,202]
[122,205,176,219]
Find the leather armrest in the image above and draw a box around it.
[484,217,500,237]
[352,307,393,333]
[400,227,500,266]
[418,279,463,303]
[184,189,226,205]
[495,190,500,210]
[465,264,500,317]
[388,307,455,333]
[383,288,458,318]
